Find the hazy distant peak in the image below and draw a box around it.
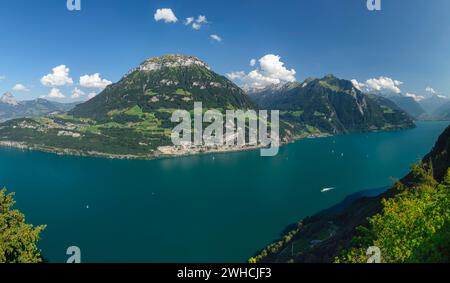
[244,81,300,95]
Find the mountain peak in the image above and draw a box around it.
[321,74,339,83]
[315,74,356,93]
[324,74,337,79]
[135,54,210,73]
[0,92,18,106]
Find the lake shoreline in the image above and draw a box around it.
[0,123,419,161]
[0,132,332,161]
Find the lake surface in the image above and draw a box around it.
[0,121,448,263]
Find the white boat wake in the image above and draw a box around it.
[321,187,336,193]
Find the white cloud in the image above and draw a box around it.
[366,77,403,94]
[226,71,246,80]
[352,76,403,94]
[352,77,430,102]
[197,15,208,24]
[425,86,436,94]
[40,65,73,87]
[210,34,222,42]
[154,8,178,23]
[404,92,426,102]
[71,88,85,99]
[185,17,194,25]
[186,15,208,30]
[13,84,29,92]
[79,73,112,89]
[227,54,296,89]
[0,75,5,81]
[250,59,256,67]
[351,79,366,91]
[47,88,65,99]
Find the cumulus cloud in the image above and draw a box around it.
[154,8,178,23]
[366,77,403,94]
[351,77,430,102]
[13,84,29,92]
[41,65,73,87]
[226,71,246,80]
[250,59,256,67]
[351,79,366,91]
[404,92,425,102]
[197,15,207,24]
[71,87,85,99]
[351,76,403,94]
[47,88,65,99]
[79,73,112,89]
[425,86,436,94]
[210,34,222,42]
[186,15,208,30]
[227,54,296,89]
[185,17,194,25]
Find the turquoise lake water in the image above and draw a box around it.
[0,121,448,263]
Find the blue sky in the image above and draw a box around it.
[0,0,449,101]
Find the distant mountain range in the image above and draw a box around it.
[433,100,450,120]
[251,80,450,121]
[0,92,79,122]
[420,94,450,120]
[377,93,426,119]
[364,91,449,120]
[0,55,414,159]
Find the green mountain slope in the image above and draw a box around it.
[70,55,255,121]
[251,125,450,263]
[248,75,414,135]
[0,55,257,158]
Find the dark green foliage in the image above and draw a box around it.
[0,188,46,263]
[337,166,450,263]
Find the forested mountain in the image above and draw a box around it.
[247,75,414,134]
